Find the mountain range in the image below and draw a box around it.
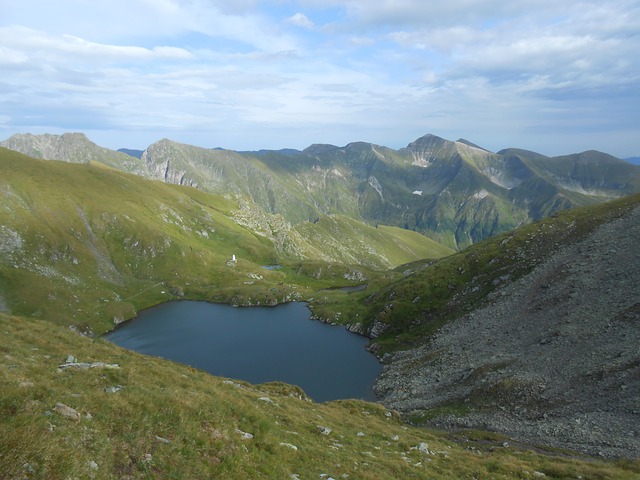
[1,134,640,475]
[3,132,639,250]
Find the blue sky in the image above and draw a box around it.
[1,0,639,157]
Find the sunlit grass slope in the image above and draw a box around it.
[2,313,638,479]
[0,148,452,335]
[293,215,454,269]
[0,148,288,334]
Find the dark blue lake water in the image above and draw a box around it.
[104,301,381,403]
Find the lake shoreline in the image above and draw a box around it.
[104,300,382,403]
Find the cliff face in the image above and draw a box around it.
[375,202,640,458]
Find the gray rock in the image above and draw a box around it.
[279,442,298,451]
[235,429,254,440]
[368,317,390,338]
[53,403,81,421]
[0,294,9,313]
[104,385,123,393]
[58,361,120,370]
[417,442,429,454]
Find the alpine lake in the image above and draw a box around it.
[104,301,381,403]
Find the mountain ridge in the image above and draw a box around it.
[2,132,640,251]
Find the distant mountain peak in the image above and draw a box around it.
[0,131,149,176]
[406,133,450,148]
[0,132,99,162]
[303,143,341,156]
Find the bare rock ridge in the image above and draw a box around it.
[375,202,640,458]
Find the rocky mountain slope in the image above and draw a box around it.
[372,195,640,458]
[3,132,640,250]
[1,132,149,176]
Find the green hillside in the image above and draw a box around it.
[0,147,451,334]
[292,215,454,269]
[0,148,277,333]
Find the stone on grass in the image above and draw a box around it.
[235,429,254,440]
[418,442,429,453]
[104,385,123,393]
[53,403,81,421]
[279,442,298,451]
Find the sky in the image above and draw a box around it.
[1,0,639,157]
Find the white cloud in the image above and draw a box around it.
[0,46,29,65]
[0,0,638,156]
[287,12,314,29]
[0,26,194,64]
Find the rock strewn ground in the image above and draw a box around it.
[375,204,640,458]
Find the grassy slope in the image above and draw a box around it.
[0,148,452,335]
[0,148,288,334]
[293,215,454,269]
[2,313,638,479]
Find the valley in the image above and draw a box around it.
[1,134,639,478]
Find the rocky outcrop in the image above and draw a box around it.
[142,142,200,188]
[376,204,640,458]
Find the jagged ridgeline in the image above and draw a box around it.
[3,132,639,250]
[0,147,451,333]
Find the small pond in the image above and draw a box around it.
[104,301,381,403]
